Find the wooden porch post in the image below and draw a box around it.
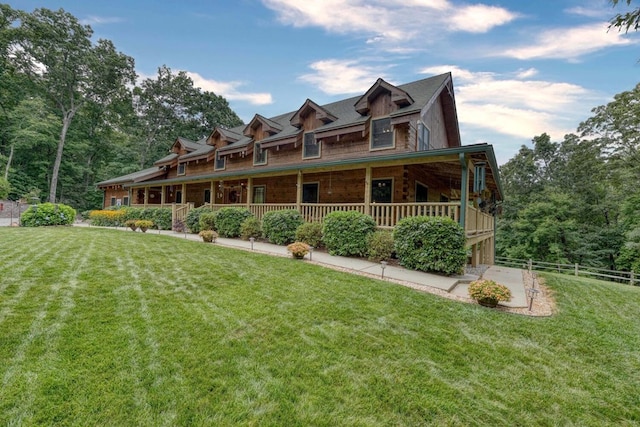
[246,177,252,208]
[364,166,372,215]
[296,171,303,212]
[144,187,149,207]
[459,153,468,230]
[181,183,186,204]
[160,185,166,206]
[210,181,215,207]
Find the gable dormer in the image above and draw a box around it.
[354,78,414,116]
[207,126,242,149]
[169,137,201,156]
[243,114,283,141]
[290,99,338,130]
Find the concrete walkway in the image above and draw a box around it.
[25,222,530,308]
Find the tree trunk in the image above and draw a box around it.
[49,111,74,202]
[4,143,14,180]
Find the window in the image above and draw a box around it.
[371,118,393,149]
[415,182,428,202]
[302,183,319,203]
[254,143,267,165]
[418,121,430,151]
[110,197,116,207]
[204,189,211,204]
[215,152,225,170]
[371,179,392,203]
[303,132,320,159]
[253,186,266,204]
[176,191,182,204]
[177,163,186,175]
[123,196,129,206]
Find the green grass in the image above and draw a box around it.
[1,227,639,426]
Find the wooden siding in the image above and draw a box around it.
[422,96,449,149]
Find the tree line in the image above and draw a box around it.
[497,84,640,273]
[0,5,243,209]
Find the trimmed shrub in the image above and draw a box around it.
[20,203,76,227]
[118,207,171,230]
[262,209,304,245]
[134,219,154,232]
[367,230,395,262]
[295,222,323,248]
[393,216,466,275]
[240,217,262,241]
[199,211,217,231]
[215,207,253,238]
[88,209,126,227]
[185,207,210,234]
[322,210,376,256]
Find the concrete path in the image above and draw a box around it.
[69,223,530,308]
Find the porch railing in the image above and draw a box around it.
[155,201,493,237]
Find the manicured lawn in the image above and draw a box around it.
[1,227,639,425]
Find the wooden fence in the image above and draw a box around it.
[495,256,636,286]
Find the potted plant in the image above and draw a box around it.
[199,229,218,243]
[287,241,310,259]
[468,279,512,307]
[125,219,138,231]
[134,219,154,233]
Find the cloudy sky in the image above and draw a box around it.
[13,0,640,163]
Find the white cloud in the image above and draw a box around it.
[448,4,518,33]
[419,65,596,141]
[501,22,634,60]
[298,59,390,95]
[261,0,517,49]
[186,72,273,105]
[515,68,538,79]
[80,16,124,26]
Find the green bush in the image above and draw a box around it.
[262,209,304,245]
[215,207,253,238]
[393,216,466,275]
[20,203,76,227]
[118,207,171,230]
[367,230,395,262]
[295,222,324,248]
[199,211,217,231]
[0,177,10,199]
[185,207,210,234]
[240,217,262,241]
[323,210,376,256]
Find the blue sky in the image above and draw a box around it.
[12,0,640,163]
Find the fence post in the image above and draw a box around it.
[631,271,635,287]
[575,263,579,277]
[528,259,532,274]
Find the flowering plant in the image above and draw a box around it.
[468,279,512,306]
[287,241,310,259]
[125,219,138,231]
[199,229,218,243]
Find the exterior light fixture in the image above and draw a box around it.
[250,237,255,250]
[380,261,388,278]
[309,246,314,261]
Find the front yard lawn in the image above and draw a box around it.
[0,227,639,425]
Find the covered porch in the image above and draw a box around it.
[128,147,500,265]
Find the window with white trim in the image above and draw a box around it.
[110,196,116,206]
[303,132,320,159]
[371,178,393,203]
[254,143,267,165]
[415,182,428,202]
[302,183,319,203]
[371,118,393,149]
[177,163,186,175]
[123,196,129,206]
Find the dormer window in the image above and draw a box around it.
[371,118,394,150]
[418,121,430,151]
[254,143,267,165]
[177,162,186,175]
[215,152,225,170]
[303,132,320,159]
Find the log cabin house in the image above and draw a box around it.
[97,72,503,265]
